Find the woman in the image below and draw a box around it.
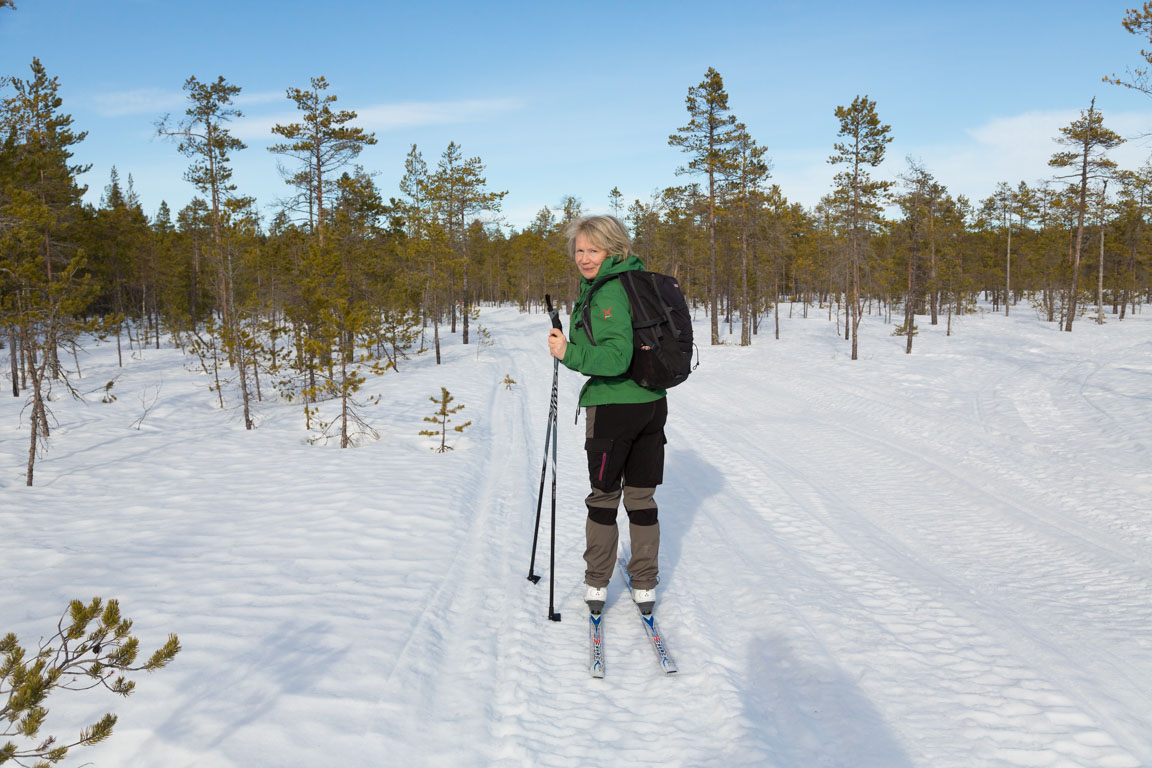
[547,215,667,616]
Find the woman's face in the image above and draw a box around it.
[573,233,610,280]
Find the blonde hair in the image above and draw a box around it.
[566,215,631,261]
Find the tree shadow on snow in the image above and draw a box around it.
[738,634,915,767]
[140,619,351,758]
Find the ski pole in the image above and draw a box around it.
[545,295,563,623]
[527,296,563,623]
[528,298,561,584]
[526,398,552,585]
[546,405,560,621]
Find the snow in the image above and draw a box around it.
[2,303,1151,767]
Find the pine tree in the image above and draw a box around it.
[156,76,245,286]
[157,75,257,426]
[669,67,742,345]
[609,186,623,218]
[1105,4,1152,97]
[419,387,471,452]
[174,197,212,325]
[151,200,184,335]
[897,159,937,353]
[427,141,505,345]
[400,144,448,364]
[1048,98,1123,331]
[1,58,94,485]
[268,76,377,246]
[2,74,21,399]
[829,95,893,359]
[982,181,1018,315]
[724,123,771,346]
[90,166,150,365]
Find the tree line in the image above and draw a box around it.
[3,6,1152,486]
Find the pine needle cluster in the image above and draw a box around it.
[1,598,180,767]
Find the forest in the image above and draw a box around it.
[3,5,1151,489]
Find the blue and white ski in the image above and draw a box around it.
[589,612,605,678]
[616,551,678,674]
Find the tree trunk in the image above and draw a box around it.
[449,272,457,334]
[851,264,860,360]
[774,268,780,341]
[740,231,750,346]
[1005,219,1012,317]
[434,297,442,366]
[26,393,40,487]
[709,170,719,346]
[252,348,262,401]
[340,346,349,448]
[462,241,470,345]
[21,321,33,392]
[905,280,914,356]
[844,289,850,341]
[1097,215,1106,325]
[9,325,19,397]
[24,338,49,487]
[236,327,253,429]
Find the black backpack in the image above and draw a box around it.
[577,270,697,390]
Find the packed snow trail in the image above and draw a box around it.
[1,306,1150,767]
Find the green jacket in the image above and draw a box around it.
[561,253,667,407]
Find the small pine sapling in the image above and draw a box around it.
[419,387,472,452]
[502,374,516,390]
[472,308,493,359]
[891,320,918,337]
[0,598,180,766]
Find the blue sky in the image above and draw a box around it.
[3,0,1151,229]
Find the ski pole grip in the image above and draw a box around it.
[545,294,563,332]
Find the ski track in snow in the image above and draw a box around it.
[2,306,1150,767]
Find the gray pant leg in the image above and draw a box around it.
[624,485,659,589]
[583,518,618,588]
[627,521,660,590]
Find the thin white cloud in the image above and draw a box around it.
[91,88,187,117]
[357,99,522,129]
[232,98,522,141]
[91,87,285,117]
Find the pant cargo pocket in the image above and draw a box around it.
[584,437,617,491]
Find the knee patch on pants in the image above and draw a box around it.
[626,507,658,526]
[587,506,618,526]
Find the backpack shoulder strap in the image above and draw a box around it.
[576,273,621,346]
